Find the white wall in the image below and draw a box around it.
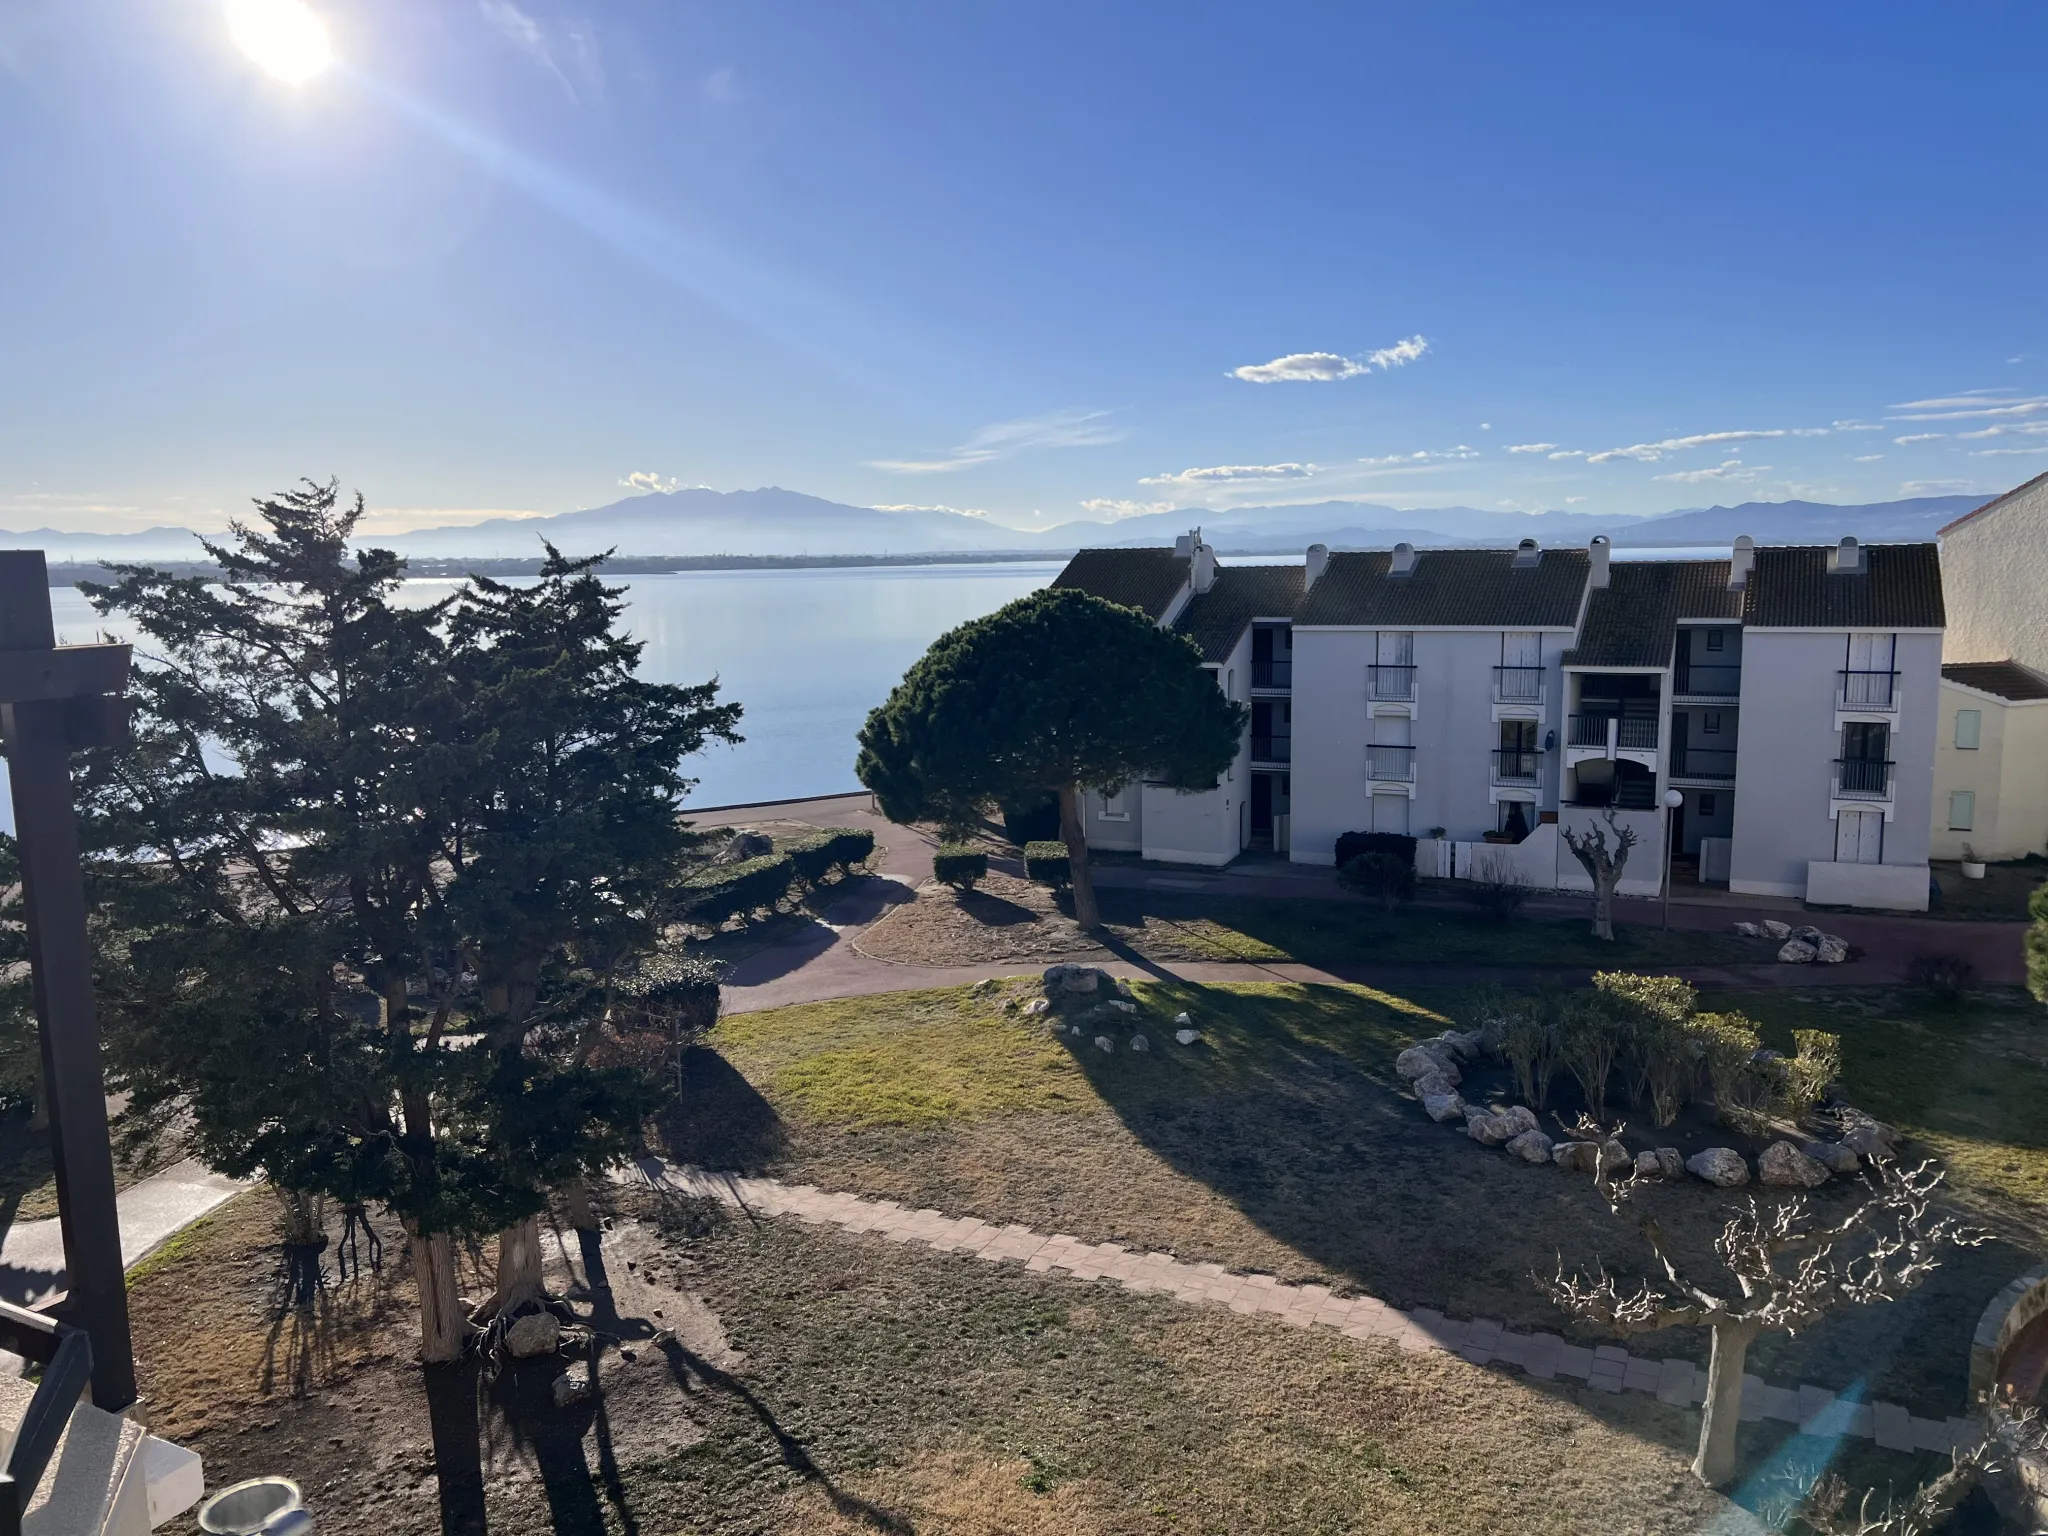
[1931,683,2048,861]
[1084,784,1143,851]
[1139,632,1250,866]
[1942,479,2048,672]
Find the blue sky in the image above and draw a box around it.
[4,1,2046,536]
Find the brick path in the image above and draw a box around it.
[628,1157,1977,1459]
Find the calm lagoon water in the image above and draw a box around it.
[9,563,1059,828]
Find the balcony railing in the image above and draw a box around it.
[1671,747,1737,781]
[1834,757,1894,799]
[1366,664,1416,701]
[1251,659,1292,690]
[1251,735,1292,763]
[1566,713,1611,749]
[1366,744,1415,781]
[1492,748,1542,784]
[1673,663,1741,698]
[1839,670,1900,710]
[1567,714,1660,752]
[1493,666,1545,703]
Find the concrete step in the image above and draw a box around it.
[0,1357,204,1532]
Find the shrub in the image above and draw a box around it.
[683,852,797,927]
[1338,850,1416,909]
[1555,994,1623,1113]
[1464,849,1527,922]
[1783,1028,1841,1116]
[2030,881,2048,1005]
[1692,1011,1780,1131]
[1592,974,1702,1126]
[1905,950,1977,1005]
[1334,831,1418,869]
[1497,1003,1557,1109]
[1024,840,1071,890]
[608,953,723,1091]
[784,827,874,887]
[933,843,989,891]
[1002,797,1062,846]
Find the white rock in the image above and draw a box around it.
[1634,1150,1667,1180]
[1173,1012,1192,1027]
[1108,1000,1137,1014]
[1803,1140,1861,1175]
[1778,939,1818,964]
[1759,1141,1831,1188]
[1044,964,1100,994]
[1466,1111,1519,1147]
[1130,1033,1150,1052]
[1025,998,1052,1016]
[1654,1147,1686,1180]
[1813,934,1850,964]
[1687,1147,1751,1187]
[1094,1035,1115,1053]
[1733,921,1761,938]
[1761,919,1792,940]
[1115,977,1135,997]
[505,1312,561,1359]
[1434,1030,1485,1064]
[1597,1139,1632,1176]
[1421,1089,1465,1123]
[552,1370,592,1408]
[1506,1129,1554,1164]
[1553,1141,1601,1174]
[1174,1029,1201,1046]
[1395,1045,1460,1085]
[1838,1114,1900,1159]
[1414,1070,1457,1100]
[1496,1106,1539,1137]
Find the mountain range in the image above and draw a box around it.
[2,487,1992,565]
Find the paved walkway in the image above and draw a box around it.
[629,1156,1976,1461]
[0,1158,248,1307]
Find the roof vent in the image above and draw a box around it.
[1513,537,1541,569]
[1389,541,1418,578]
[1728,534,1755,590]
[1826,534,1865,575]
[1191,536,1218,595]
[1588,535,1611,589]
[1304,543,1329,590]
[1173,531,1196,559]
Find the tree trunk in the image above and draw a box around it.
[1693,1318,1759,1486]
[409,1224,469,1364]
[487,1215,547,1319]
[1591,873,1616,941]
[563,1176,598,1232]
[1057,783,1101,931]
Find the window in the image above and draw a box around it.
[1101,788,1130,822]
[1698,793,1717,817]
[1703,711,1722,734]
[1948,790,1975,831]
[1955,709,1981,750]
[1226,668,1234,696]
[1705,630,1725,652]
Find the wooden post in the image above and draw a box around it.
[0,551,137,1409]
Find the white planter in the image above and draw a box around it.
[1961,861,1987,880]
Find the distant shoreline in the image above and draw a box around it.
[43,549,1072,585]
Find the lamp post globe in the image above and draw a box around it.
[1662,789,1684,809]
[1660,788,1684,928]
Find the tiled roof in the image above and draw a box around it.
[1942,660,2048,702]
[1050,548,1190,620]
[1171,564,1306,662]
[1937,469,2048,536]
[1740,543,1945,630]
[1563,560,1740,669]
[1294,547,1590,629]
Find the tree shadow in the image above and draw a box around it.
[650,1047,788,1173]
[808,873,915,928]
[949,889,1040,929]
[424,1360,490,1536]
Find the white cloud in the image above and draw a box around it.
[1957,421,2048,440]
[1831,419,1884,433]
[1852,454,1885,462]
[1887,392,2048,423]
[2010,355,2028,365]
[1479,422,1492,431]
[619,471,678,493]
[1891,433,1945,445]
[1652,459,1768,484]
[480,1,601,100]
[868,408,1123,474]
[1564,496,1588,504]
[1080,498,1176,520]
[1229,335,1428,383]
[1900,478,1991,496]
[1507,443,1558,454]
[1548,449,1586,460]
[702,64,741,106]
[1138,463,1313,489]
[871,502,989,518]
[1588,429,1787,464]
[1970,446,2048,457]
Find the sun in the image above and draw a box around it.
[225,0,333,83]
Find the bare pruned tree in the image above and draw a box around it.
[1542,1160,1984,1487]
[1561,808,1638,941]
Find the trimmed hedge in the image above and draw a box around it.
[613,952,723,1041]
[1002,797,1062,846]
[1024,840,1072,889]
[933,843,989,890]
[1338,850,1416,908]
[1334,831,1418,868]
[787,827,876,884]
[682,852,797,927]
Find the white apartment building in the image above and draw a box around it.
[1053,529,1946,911]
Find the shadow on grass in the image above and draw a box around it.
[652,1046,789,1173]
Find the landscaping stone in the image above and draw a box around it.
[1131,1034,1150,1052]
[1094,1035,1114,1053]
[1792,925,1825,945]
[1115,978,1135,997]
[1045,964,1101,994]
[1633,1150,1666,1180]
[1759,1141,1831,1188]
[1761,919,1792,939]
[1434,1029,1486,1063]
[1733,921,1762,937]
[1814,934,1850,964]
[1173,1012,1192,1027]
[1687,1147,1750,1187]
[1395,1044,1459,1085]
[1553,1141,1601,1174]
[1654,1147,1686,1180]
[1108,1000,1137,1014]
[1838,1113,1901,1159]
[1597,1140,1631,1176]
[1506,1130,1553,1164]
[1778,939,1818,963]
[1465,1110,1520,1147]
[552,1369,592,1408]
[1413,1070,1457,1100]
[1421,1089,1465,1123]
[1025,998,1052,1016]
[1803,1140,1861,1175]
[1174,1029,1201,1046]
[505,1312,562,1359]
[715,830,774,864]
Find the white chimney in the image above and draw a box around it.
[1827,534,1865,574]
[1304,543,1329,590]
[1728,534,1755,590]
[1389,541,1418,577]
[1588,534,1611,589]
[1513,537,1541,569]
[1191,535,1218,594]
[1173,531,1195,559]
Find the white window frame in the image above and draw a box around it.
[1954,709,1981,750]
[1099,788,1130,823]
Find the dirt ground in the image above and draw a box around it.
[855,872,1108,964]
[130,1174,1907,1536]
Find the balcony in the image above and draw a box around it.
[1251,659,1292,691]
[1491,748,1542,785]
[1673,663,1741,700]
[1366,744,1415,782]
[1493,666,1545,704]
[1251,734,1292,764]
[1834,757,1894,800]
[1366,664,1416,702]
[1671,746,1737,782]
[1566,713,1611,749]
[1838,670,1900,711]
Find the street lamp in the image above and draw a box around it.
[1660,788,1684,929]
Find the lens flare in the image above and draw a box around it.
[225,0,333,83]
